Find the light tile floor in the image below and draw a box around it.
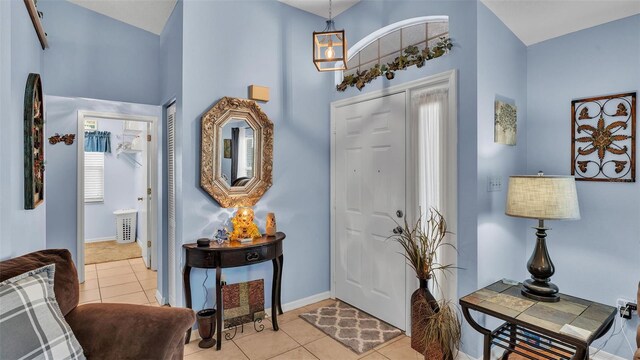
[80,258,160,306]
[81,261,469,359]
[183,299,435,360]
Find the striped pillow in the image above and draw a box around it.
[0,264,85,360]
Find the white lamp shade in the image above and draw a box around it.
[506,175,581,220]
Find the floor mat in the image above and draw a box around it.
[299,301,402,354]
[85,240,142,264]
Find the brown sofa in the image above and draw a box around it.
[0,249,195,360]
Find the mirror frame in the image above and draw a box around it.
[200,97,273,208]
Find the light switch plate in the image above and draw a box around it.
[488,176,502,192]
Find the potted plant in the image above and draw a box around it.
[391,209,461,360]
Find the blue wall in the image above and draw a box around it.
[178,0,333,312]
[332,0,480,355]
[477,2,528,295]
[39,0,161,105]
[45,96,160,265]
[527,15,640,358]
[84,120,140,241]
[476,1,529,339]
[159,0,183,303]
[0,0,46,260]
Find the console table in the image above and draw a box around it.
[183,232,285,350]
[460,281,616,360]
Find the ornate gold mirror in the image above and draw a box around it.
[201,97,273,208]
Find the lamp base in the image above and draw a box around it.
[521,279,559,302]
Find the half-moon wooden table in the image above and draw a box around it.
[183,232,285,350]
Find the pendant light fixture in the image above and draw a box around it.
[313,0,347,72]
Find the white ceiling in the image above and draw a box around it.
[65,0,640,43]
[277,0,360,18]
[482,0,640,46]
[68,0,177,35]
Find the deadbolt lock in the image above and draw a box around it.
[396,210,403,218]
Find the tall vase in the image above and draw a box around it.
[196,308,217,349]
[411,278,440,355]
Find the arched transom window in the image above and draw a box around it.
[343,16,449,79]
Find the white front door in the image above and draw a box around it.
[334,92,407,329]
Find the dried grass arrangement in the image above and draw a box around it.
[393,209,455,284]
[416,298,461,360]
[391,209,461,360]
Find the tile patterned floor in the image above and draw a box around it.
[183,299,432,360]
[80,258,160,306]
[82,260,468,359]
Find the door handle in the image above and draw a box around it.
[396,210,403,218]
[392,226,403,235]
[137,197,144,201]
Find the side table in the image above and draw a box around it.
[183,232,285,350]
[460,280,616,360]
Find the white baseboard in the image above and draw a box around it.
[589,347,628,360]
[155,289,165,305]
[454,351,477,360]
[85,236,115,243]
[264,291,331,316]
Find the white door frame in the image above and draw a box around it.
[330,69,458,333]
[76,111,159,283]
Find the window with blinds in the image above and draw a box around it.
[84,152,105,202]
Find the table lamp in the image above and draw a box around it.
[505,172,580,302]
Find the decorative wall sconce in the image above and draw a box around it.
[48,133,75,145]
[312,0,347,72]
[249,85,270,102]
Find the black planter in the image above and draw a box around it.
[196,309,216,349]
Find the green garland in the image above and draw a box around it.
[336,37,453,92]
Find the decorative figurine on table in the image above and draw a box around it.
[230,207,261,243]
[213,227,229,245]
[266,213,277,236]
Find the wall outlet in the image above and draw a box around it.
[487,176,503,192]
[617,298,637,319]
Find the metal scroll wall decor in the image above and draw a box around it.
[571,92,636,182]
[24,73,45,209]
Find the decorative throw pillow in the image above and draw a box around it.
[0,264,85,360]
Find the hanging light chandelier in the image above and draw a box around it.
[312,0,347,72]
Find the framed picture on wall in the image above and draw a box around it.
[224,139,232,158]
[24,73,45,210]
[494,97,517,145]
[571,92,636,182]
